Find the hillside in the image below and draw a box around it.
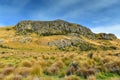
[0,20,120,80]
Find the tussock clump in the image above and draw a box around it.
[45,60,65,75]
[65,75,80,80]
[66,66,76,76]
[5,64,14,67]
[87,75,96,80]
[2,67,14,75]
[6,74,22,80]
[103,60,120,74]
[15,67,31,77]
[76,68,96,78]
[31,64,43,77]
[0,63,5,68]
[21,60,32,67]
[45,66,59,75]
[97,65,109,72]
[102,56,111,64]
[0,74,4,80]
[66,61,79,76]
[52,60,65,68]
[37,59,48,67]
[110,77,120,80]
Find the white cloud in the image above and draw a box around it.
[91,24,120,38]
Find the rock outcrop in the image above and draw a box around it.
[48,37,83,48]
[15,19,117,40]
[15,20,95,39]
[96,33,117,40]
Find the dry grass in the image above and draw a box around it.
[65,75,80,80]
[2,67,14,75]
[31,64,43,77]
[21,60,33,67]
[87,75,96,80]
[5,74,22,80]
[0,74,4,80]
[15,67,31,77]
[0,27,120,79]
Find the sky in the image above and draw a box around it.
[0,0,120,37]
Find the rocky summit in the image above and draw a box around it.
[15,19,117,40]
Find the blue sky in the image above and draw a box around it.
[0,0,120,37]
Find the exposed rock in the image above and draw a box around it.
[15,20,95,39]
[15,19,117,40]
[67,33,81,37]
[19,37,32,43]
[48,37,83,48]
[11,36,32,43]
[96,33,117,40]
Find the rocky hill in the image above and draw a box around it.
[0,20,120,80]
[13,19,118,51]
[15,19,117,40]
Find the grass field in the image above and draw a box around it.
[0,27,120,80]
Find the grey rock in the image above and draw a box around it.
[48,37,83,48]
[15,19,95,39]
[96,33,117,40]
[15,19,117,40]
[19,37,32,43]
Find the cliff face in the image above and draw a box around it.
[15,19,117,40]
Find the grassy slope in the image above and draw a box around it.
[0,27,120,80]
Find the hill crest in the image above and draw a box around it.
[15,19,117,40]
